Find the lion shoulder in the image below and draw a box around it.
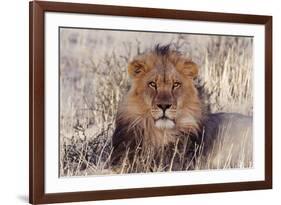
[201,112,253,167]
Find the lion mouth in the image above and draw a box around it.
[155,117,175,129]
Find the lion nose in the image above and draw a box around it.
[157,104,172,112]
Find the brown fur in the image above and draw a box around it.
[111,45,203,165]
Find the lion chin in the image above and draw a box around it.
[155,118,175,129]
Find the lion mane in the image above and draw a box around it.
[110,45,203,165]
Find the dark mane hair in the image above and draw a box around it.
[154,44,171,56]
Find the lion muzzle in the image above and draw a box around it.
[153,103,175,129]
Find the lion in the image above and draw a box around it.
[110,44,253,171]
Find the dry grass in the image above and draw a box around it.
[59,28,253,177]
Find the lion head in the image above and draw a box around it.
[113,45,203,150]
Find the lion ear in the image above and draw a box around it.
[179,60,198,79]
[128,60,147,78]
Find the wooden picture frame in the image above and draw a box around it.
[29,1,272,204]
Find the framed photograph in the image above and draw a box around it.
[29,1,272,204]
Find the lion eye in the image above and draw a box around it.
[148,81,157,89]
[173,82,181,89]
